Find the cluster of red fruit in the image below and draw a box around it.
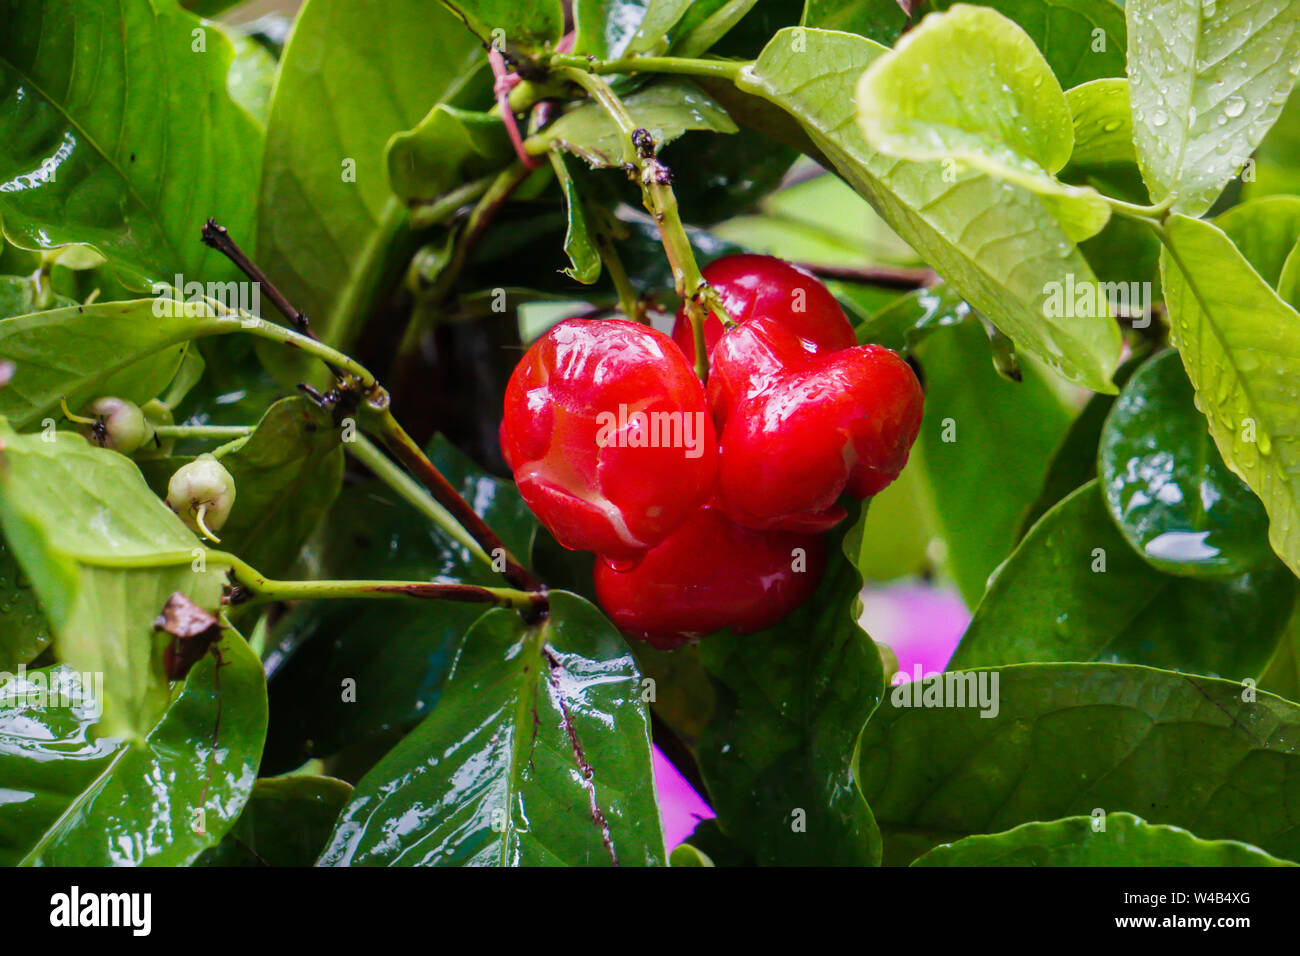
[500,255,923,648]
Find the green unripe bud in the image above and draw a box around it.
[78,397,152,455]
[166,455,236,542]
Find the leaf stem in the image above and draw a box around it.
[408,174,497,230]
[152,424,253,440]
[548,52,746,82]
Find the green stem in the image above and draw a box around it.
[80,550,541,613]
[548,52,746,82]
[1102,193,1175,225]
[408,173,498,230]
[361,403,544,594]
[555,67,728,378]
[152,424,253,440]
[346,432,493,569]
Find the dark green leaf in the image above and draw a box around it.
[196,775,353,867]
[915,813,1297,867]
[0,0,260,286]
[1100,349,1273,577]
[803,0,907,45]
[548,152,602,284]
[951,481,1295,680]
[4,629,266,865]
[386,105,511,205]
[0,532,50,670]
[319,591,665,866]
[573,0,695,58]
[670,0,762,57]
[694,530,884,866]
[861,662,1300,865]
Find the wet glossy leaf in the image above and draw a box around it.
[6,628,265,866]
[694,533,884,866]
[0,427,227,739]
[1066,78,1136,167]
[663,126,799,226]
[926,0,1127,88]
[386,106,511,206]
[573,0,695,58]
[0,299,240,430]
[262,438,535,772]
[0,533,51,670]
[1100,349,1273,577]
[860,662,1300,865]
[1160,213,1300,581]
[950,481,1295,680]
[739,27,1122,392]
[854,282,970,355]
[258,0,487,367]
[0,0,260,286]
[857,6,1111,241]
[1127,0,1300,216]
[912,318,1073,606]
[319,591,664,867]
[548,152,602,284]
[196,775,352,867]
[539,79,737,168]
[215,397,344,577]
[439,0,564,51]
[914,813,1297,867]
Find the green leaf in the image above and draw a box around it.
[738,27,1122,392]
[668,843,714,866]
[386,105,511,206]
[856,5,1111,242]
[0,0,261,286]
[0,275,76,317]
[548,152,603,284]
[0,532,51,670]
[928,0,1128,88]
[950,481,1295,679]
[912,317,1073,606]
[1160,213,1300,581]
[854,282,971,355]
[670,0,761,57]
[1127,0,1300,216]
[213,397,344,576]
[1066,78,1137,167]
[439,0,564,51]
[1215,195,1300,288]
[860,662,1300,865]
[6,630,266,865]
[318,592,665,867]
[257,0,487,366]
[573,0,695,58]
[539,79,737,168]
[262,437,536,771]
[914,813,1297,867]
[196,775,353,867]
[0,299,239,430]
[224,28,277,128]
[1100,349,1274,577]
[0,426,225,739]
[802,0,908,45]
[694,529,884,866]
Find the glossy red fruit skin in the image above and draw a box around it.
[500,318,718,560]
[672,255,856,428]
[594,507,826,649]
[718,345,923,532]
